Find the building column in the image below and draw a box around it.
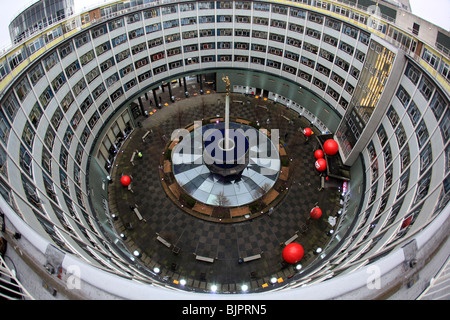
[183,77,189,97]
[198,74,204,94]
[153,88,161,109]
[168,82,175,102]
[138,96,145,115]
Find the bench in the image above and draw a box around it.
[142,131,151,142]
[195,255,215,263]
[157,236,171,248]
[243,254,262,262]
[284,234,298,246]
[130,152,136,166]
[133,208,143,221]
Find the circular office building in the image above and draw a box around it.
[0,0,449,300]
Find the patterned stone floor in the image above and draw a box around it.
[107,81,343,292]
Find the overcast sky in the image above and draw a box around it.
[0,0,449,50]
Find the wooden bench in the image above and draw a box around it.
[142,131,151,142]
[157,236,171,248]
[133,208,144,221]
[243,254,262,262]
[279,166,289,181]
[284,234,299,246]
[193,203,213,216]
[163,160,172,174]
[230,206,250,217]
[130,152,136,166]
[195,255,215,263]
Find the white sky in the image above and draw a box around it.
[0,0,449,50]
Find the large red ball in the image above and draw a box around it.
[303,128,312,137]
[282,243,304,264]
[310,207,322,219]
[323,139,339,156]
[315,158,327,172]
[120,175,131,187]
[314,149,324,160]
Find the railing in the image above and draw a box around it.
[0,254,34,300]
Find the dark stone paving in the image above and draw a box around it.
[107,82,342,292]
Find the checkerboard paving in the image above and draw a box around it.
[108,92,342,289]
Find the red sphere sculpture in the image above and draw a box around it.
[282,243,304,264]
[315,158,327,172]
[310,207,322,219]
[303,127,312,137]
[314,149,324,160]
[323,139,339,156]
[120,175,131,187]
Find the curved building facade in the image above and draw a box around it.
[0,0,449,299]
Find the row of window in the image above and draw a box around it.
[363,61,449,249]
[4,20,370,138]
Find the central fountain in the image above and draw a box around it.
[170,76,281,208]
[203,76,250,178]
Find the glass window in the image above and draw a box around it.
[406,100,421,126]
[416,120,429,148]
[405,62,421,85]
[420,142,433,175]
[14,77,31,102]
[418,76,435,101]
[28,63,45,86]
[430,91,447,121]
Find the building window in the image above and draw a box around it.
[59,42,74,59]
[43,51,59,71]
[73,79,87,97]
[79,50,95,66]
[430,91,447,121]
[418,76,435,101]
[306,28,321,40]
[116,49,131,63]
[80,95,93,114]
[397,169,410,198]
[387,106,400,128]
[71,110,82,130]
[95,42,111,56]
[29,103,43,127]
[39,87,54,109]
[28,63,45,86]
[316,63,330,76]
[416,120,429,148]
[51,73,66,93]
[14,77,31,102]
[406,100,421,126]
[65,60,81,78]
[108,18,124,31]
[92,25,107,38]
[405,63,421,85]
[420,142,433,175]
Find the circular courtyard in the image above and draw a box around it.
[107,92,344,293]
